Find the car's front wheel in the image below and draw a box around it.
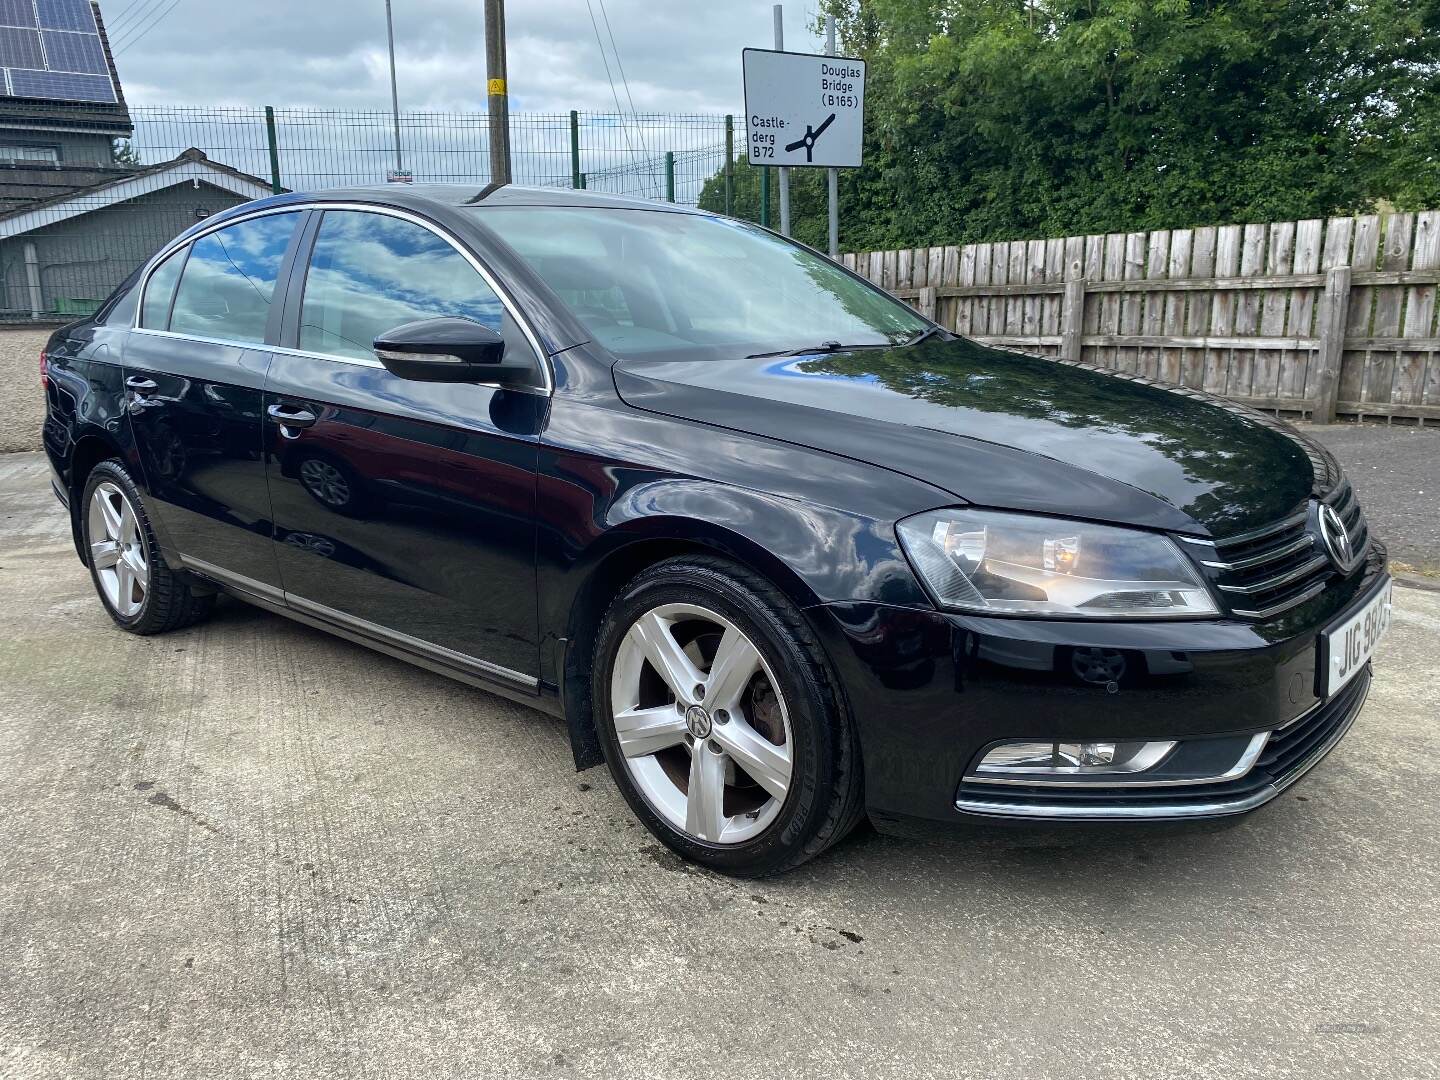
[81,459,214,635]
[593,556,864,876]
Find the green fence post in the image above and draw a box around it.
[580,173,587,189]
[724,115,734,217]
[264,106,282,194]
[569,110,581,189]
[760,166,771,228]
[665,152,675,203]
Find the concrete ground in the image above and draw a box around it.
[1,449,1438,1080]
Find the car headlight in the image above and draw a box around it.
[896,508,1218,618]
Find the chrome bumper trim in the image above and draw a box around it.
[963,730,1271,789]
[954,678,1367,820]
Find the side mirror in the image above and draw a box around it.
[373,317,532,385]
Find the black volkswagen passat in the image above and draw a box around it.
[41,186,1391,875]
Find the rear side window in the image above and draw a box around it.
[299,210,508,362]
[139,246,185,329]
[169,211,302,344]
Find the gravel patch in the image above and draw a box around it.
[0,327,52,454]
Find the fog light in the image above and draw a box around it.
[973,739,1176,780]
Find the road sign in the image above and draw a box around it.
[742,47,866,169]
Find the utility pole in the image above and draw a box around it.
[384,0,404,175]
[484,0,512,185]
[773,4,790,237]
[825,14,839,258]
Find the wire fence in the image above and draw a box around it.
[126,107,735,199]
[0,103,743,320]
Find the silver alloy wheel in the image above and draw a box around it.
[610,602,794,844]
[87,481,149,618]
[300,458,350,507]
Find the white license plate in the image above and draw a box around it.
[1325,578,1393,696]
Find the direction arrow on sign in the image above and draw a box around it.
[742,47,866,170]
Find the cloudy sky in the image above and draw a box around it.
[105,0,827,114]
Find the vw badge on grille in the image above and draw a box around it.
[1319,504,1355,572]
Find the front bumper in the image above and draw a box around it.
[809,544,1388,829]
[953,663,1369,819]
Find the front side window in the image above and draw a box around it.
[299,210,511,363]
[169,211,301,344]
[139,246,185,329]
[475,207,927,362]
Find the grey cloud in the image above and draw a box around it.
[111,0,827,114]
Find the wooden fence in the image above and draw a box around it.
[842,211,1440,423]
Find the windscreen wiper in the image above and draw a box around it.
[746,337,929,359]
[746,341,870,359]
[904,326,946,347]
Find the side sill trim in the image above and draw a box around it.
[179,554,285,605]
[284,592,540,691]
[176,555,539,692]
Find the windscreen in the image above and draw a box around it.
[474,206,927,362]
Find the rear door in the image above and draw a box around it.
[123,209,306,591]
[262,206,546,685]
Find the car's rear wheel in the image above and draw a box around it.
[593,556,864,876]
[81,459,214,635]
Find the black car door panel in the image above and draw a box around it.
[265,355,543,676]
[122,209,305,588]
[263,207,544,679]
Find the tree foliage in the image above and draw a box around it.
[699,0,1440,249]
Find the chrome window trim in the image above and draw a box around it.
[135,204,304,337]
[132,200,554,395]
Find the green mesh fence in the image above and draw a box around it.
[0,103,744,320]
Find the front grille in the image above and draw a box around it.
[1181,482,1370,620]
[954,667,1370,818]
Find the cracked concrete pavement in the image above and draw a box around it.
[0,449,1437,1080]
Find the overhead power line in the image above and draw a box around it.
[106,0,166,36]
[102,0,154,33]
[597,0,647,153]
[112,0,183,54]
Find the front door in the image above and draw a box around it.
[262,208,545,682]
[123,209,306,589]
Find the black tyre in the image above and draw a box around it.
[593,555,865,876]
[80,459,214,635]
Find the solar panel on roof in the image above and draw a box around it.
[37,0,96,33]
[1,0,118,104]
[9,68,114,103]
[0,26,43,68]
[41,29,104,73]
[0,0,37,29]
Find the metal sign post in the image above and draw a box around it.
[384,0,404,176]
[772,5,790,237]
[825,14,839,258]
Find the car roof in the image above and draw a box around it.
[274,183,711,215]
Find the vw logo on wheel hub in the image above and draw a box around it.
[684,704,713,740]
[1319,504,1355,571]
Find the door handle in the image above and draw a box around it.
[125,376,158,395]
[267,403,318,432]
